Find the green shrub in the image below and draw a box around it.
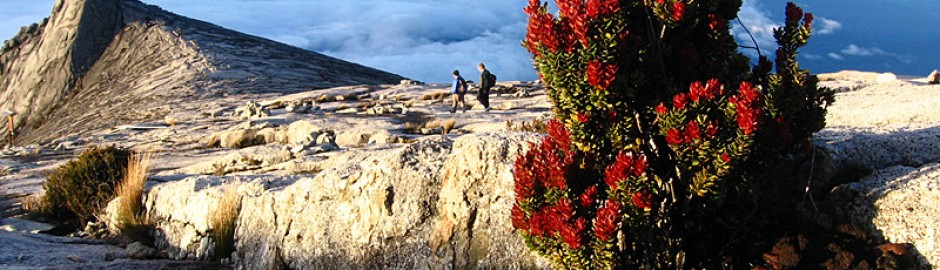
[512,1,833,268]
[41,146,132,226]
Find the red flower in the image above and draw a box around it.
[604,152,634,190]
[720,153,731,163]
[666,128,683,145]
[671,2,686,22]
[733,82,762,135]
[706,78,724,97]
[705,122,718,138]
[594,200,622,241]
[632,191,652,210]
[586,0,621,18]
[632,155,648,176]
[785,2,803,22]
[587,60,618,90]
[689,81,704,102]
[577,112,590,123]
[655,102,668,115]
[511,204,527,230]
[561,217,588,249]
[708,14,727,31]
[579,185,599,207]
[673,93,688,109]
[804,13,814,28]
[555,198,575,221]
[528,208,550,237]
[684,121,701,142]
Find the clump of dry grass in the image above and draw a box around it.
[21,194,48,218]
[506,118,549,133]
[113,153,153,240]
[210,185,242,260]
[442,118,457,135]
[419,92,450,101]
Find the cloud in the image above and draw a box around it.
[139,0,536,83]
[731,1,781,57]
[840,44,888,57]
[815,17,842,35]
[838,44,912,64]
[802,53,823,60]
[827,53,844,60]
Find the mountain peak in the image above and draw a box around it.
[0,0,403,143]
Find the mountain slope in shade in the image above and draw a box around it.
[0,0,404,143]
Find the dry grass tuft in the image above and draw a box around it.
[506,118,549,133]
[210,185,242,260]
[114,153,151,230]
[113,153,154,241]
[442,118,457,135]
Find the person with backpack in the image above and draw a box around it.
[477,63,495,112]
[451,70,468,113]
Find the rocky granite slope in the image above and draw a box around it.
[0,0,403,144]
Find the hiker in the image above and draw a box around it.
[477,63,493,112]
[451,70,468,113]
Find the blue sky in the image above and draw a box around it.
[1,0,938,82]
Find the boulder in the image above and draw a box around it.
[928,70,939,85]
[829,164,940,268]
[876,72,898,83]
[336,129,395,148]
[232,133,549,269]
[143,175,300,260]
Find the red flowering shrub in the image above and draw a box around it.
[514,0,833,268]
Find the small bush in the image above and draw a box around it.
[210,185,242,260]
[41,146,132,226]
[113,153,152,239]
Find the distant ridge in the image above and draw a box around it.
[0,0,404,143]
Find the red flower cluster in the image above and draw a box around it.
[656,102,668,115]
[673,93,689,109]
[577,112,590,123]
[579,185,599,207]
[557,0,589,47]
[513,120,575,202]
[689,79,725,103]
[730,82,762,135]
[684,121,702,142]
[524,0,559,55]
[708,14,727,31]
[604,152,648,190]
[671,2,686,22]
[666,128,683,145]
[511,204,527,230]
[593,200,622,241]
[522,198,588,249]
[666,120,704,145]
[632,191,652,210]
[785,2,803,22]
[586,0,621,18]
[587,60,618,90]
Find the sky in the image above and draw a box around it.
[1,0,938,83]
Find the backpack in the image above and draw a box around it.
[461,78,469,94]
[485,73,497,88]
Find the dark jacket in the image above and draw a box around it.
[480,69,492,89]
